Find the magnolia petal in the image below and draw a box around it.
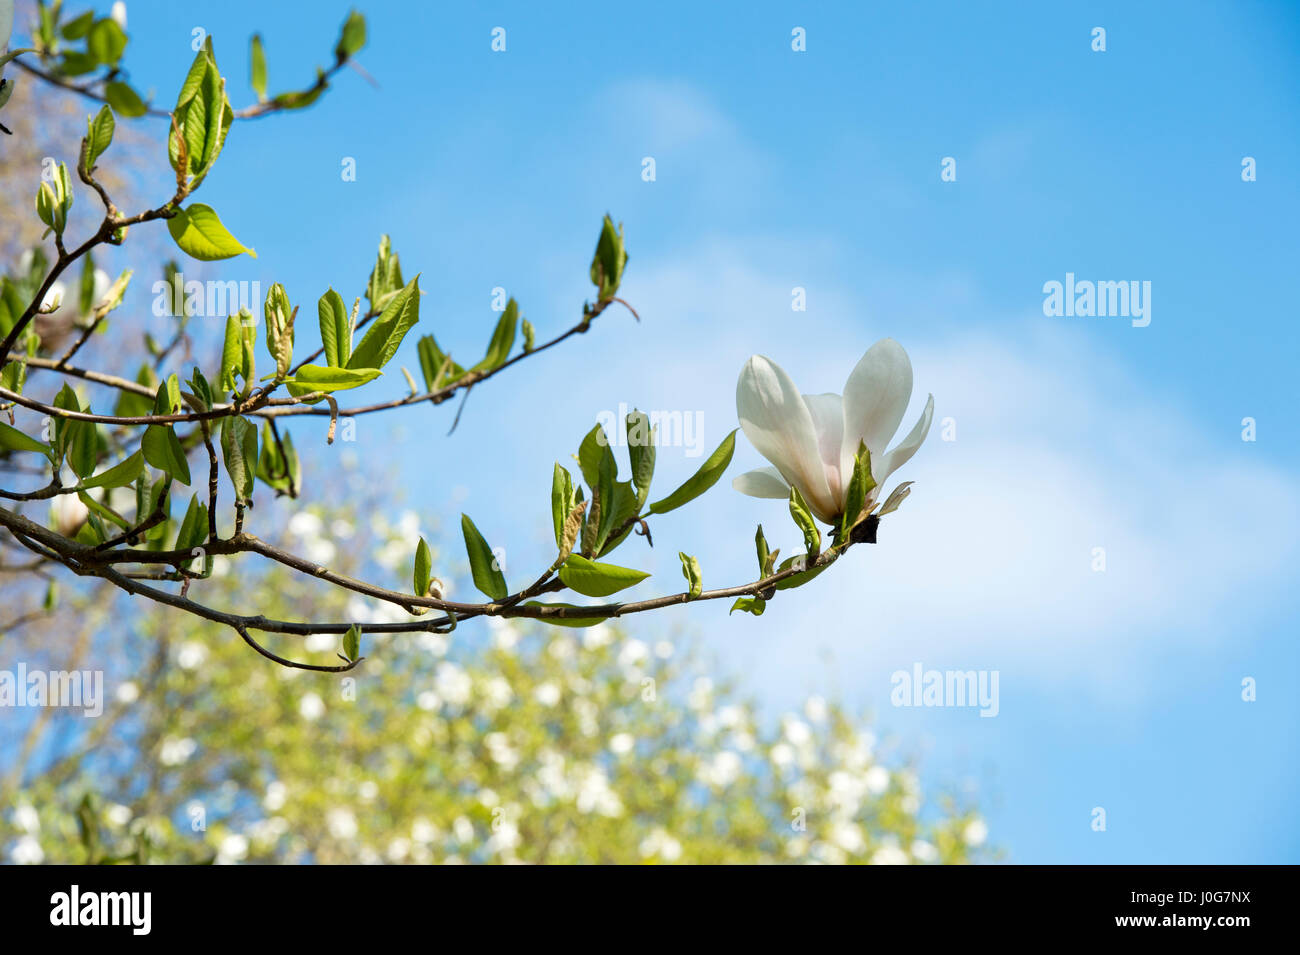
[801,392,846,506]
[732,466,790,499]
[736,355,835,515]
[842,338,913,465]
[876,393,934,486]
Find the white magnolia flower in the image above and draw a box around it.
[733,338,934,524]
[111,2,127,30]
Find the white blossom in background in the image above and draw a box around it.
[298,692,325,721]
[11,836,44,865]
[158,737,196,766]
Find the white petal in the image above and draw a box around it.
[876,393,934,485]
[801,393,846,508]
[842,338,913,464]
[736,356,834,515]
[732,467,789,499]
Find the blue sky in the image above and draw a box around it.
[49,1,1300,862]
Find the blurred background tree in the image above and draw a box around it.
[2,464,989,864]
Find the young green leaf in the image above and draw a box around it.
[647,429,737,515]
[86,18,127,65]
[626,409,655,507]
[317,287,350,368]
[220,416,257,504]
[0,421,51,457]
[284,364,381,397]
[755,524,773,577]
[788,486,820,559]
[551,463,574,549]
[679,552,702,598]
[460,513,508,601]
[730,596,766,616]
[84,104,115,171]
[141,424,191,486]
[173,494,209,551]
[558,553,649,598]
[80,450,143,490]
[249,34,268,101]
[413,536,432,597]
[838,440,876,541]
[772,553,830,591]
[590,214,628,302]
[335,10,367,60]
[521,602,611,629]
[342,624,361,663]
[67,417,100,480]
[167,204,257,261]
[471,298,517,372]
[347,276,419,371]
[104,81,147,117]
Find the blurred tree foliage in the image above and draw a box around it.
[1,476,988,865]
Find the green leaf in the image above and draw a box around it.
[648,429,737,515]
[877,481,914,517]
[86,18,127,65]
[594,481,639,558]
[551,463,574,549]
[347,276,419,371]
[84,105,115,171]
[218,313,248,393]
[62,12,95,40]
[115,364,157,417]
[590,214,628,301]
[336,10,367,59]
[576,423,613,491]
[678,552,702,598]
[471,298,517,372]
[730,596,766,617]
[558,553,649,598]
[838,441,876,541]
[263,283,294,379]
[52,384,81,461]
[80,450,143,490]
[255,421,299,497]
[416,334,463,391]
[626,410,656,507]
[173,495,209,551]
[220,416,257,504]
[142,425,191,485]
[342,624,361,662]
[460,513,508,601]
[773,554,829,591]
[167,204,257,261]
[1,360,27,395]
[317,288,350,368]
[755,524,771,577]
[67,417,100,480]
[284,364,381,397]
[522,602,611,628]
[414,537,432,597]
[789,486,820,559]
[0,421,51,457]
[104,81,147,118]
[249,34,268,101]
[79,489,132,531]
